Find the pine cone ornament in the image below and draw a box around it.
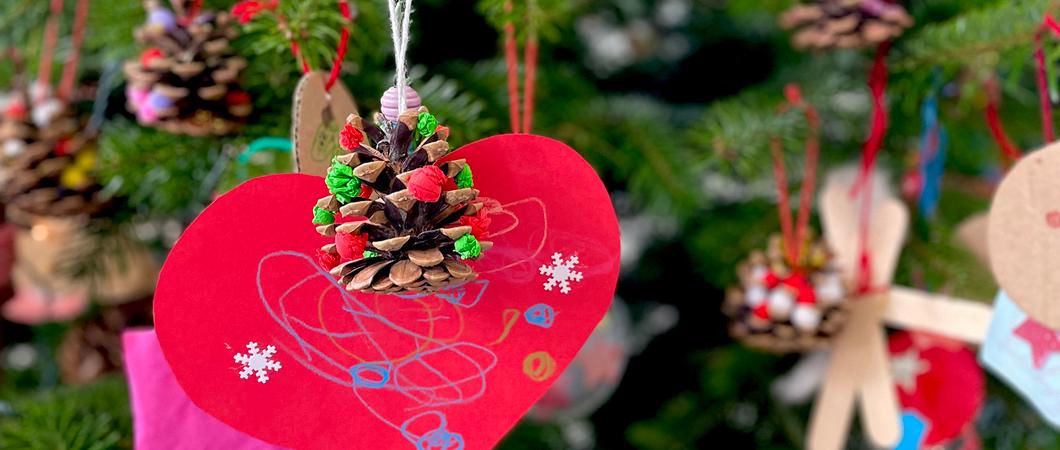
[57,297,153,385]
[124,0,252,136]
[313,93,492,295]
[780,0,913,50]
[0,88,105,220]
[724,234,849,353]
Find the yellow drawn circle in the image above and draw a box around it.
[522,351,556,382]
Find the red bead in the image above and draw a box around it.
[140,48,163,67]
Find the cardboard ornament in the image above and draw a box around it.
[154,128,620,449]
[983,141,1060,428]
[291,72,358,177]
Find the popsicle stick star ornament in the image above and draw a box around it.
[154,2,620,448]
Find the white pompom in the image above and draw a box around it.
[750,264,769,282]
[791,305,821,331]
[745,285,767,306]
[768,288,794,319]
[815,274,844,305]
[3,139,25,157]
[32,99,63,127]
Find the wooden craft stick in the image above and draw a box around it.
[883,286,992,344]
[807,327,860,450]
[856,297,901,447]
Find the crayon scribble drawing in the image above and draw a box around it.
[254,195,563,449]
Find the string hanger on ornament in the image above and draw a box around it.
[380,0,419,125]
[502,0,539,134]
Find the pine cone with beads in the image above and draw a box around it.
[312,103,491,295]
[723,234,849,354]
[123,0,251,136]
[0,89,105,221]
[780,0,913,50]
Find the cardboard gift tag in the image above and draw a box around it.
[154,134,620,449]
[981,291,1060,428]
[291,71,358,177]
[988,141,1060,329]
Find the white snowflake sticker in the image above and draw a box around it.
[539,252,584,294]
[234,341,282,384]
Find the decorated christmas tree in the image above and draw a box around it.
[0,0,1058,449]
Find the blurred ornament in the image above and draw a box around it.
[888,331,984,448]
[0,89,106,219]
[528,299,677,450]
[724,234,849,353]
[780,0,914,50]
[124,1,250,136]
[58,297,153,385]
[3,215,158,326]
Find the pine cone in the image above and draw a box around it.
[124,1,251,136]
[724,234,849,354]
[0,90,105,220]
[780,0,913,50]
[57,297,154,385]
[313,103,492,295]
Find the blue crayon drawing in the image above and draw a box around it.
[350,362,392,388]
[523,303,556,328]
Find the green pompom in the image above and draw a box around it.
[455,164,474,189]
[363,250,380,258]
[312,206,335,225]
[454,234,482,259]
[325,158,361,203]
[416,112,438,138]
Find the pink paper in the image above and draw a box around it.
[154,134,621,449]
[123,328,287,449]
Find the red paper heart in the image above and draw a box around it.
[155,134,620,450]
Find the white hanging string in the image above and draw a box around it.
[387,0,414,114]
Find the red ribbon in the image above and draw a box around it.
[771,84,821,268]
[58,0,90,101]
[983,76,1022,165]
[852,42,892,294]
[36,0,64,95]
[1035,15,1060,143]
[503,0,539,134]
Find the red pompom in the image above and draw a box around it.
[140,48,164,67]
[315,248,340,270]
[335,232,369,260]
[4,100,26,120]
[762,271,780,288]
[406,165,448,202]
[54,139,72,156]
[226,91,251,105]
[752,303,770,320]
[339,123,364,151]
[359,183,374,199]
[459,207,491,238]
